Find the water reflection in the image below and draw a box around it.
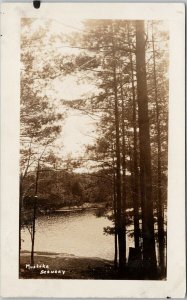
[21,210,134,260]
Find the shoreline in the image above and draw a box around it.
[20,251,165,280]
[21,250,111,260]
[20,250,114,279]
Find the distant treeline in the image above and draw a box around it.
[21,168,138,211]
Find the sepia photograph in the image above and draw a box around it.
[0,3,185,297]
[19,17,169,280]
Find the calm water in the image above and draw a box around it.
[21,210,134,260]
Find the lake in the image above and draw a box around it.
[21,209,134,261]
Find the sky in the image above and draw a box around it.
[24,17,98,160]
[48,19,97,159]
[52,74,98,159]
[49,20,99,159]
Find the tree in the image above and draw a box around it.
[149,21,168,275]
[62,19,168,277]
[135,20,157,276]
[127,22,140,250]
[20,19,64,267]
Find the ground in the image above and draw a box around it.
[20,251,165,280]
[20,251,115,279]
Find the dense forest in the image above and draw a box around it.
[20,19,168,279]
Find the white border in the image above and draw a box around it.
[1,3,186,298]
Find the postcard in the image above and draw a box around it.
[0,2,185,298]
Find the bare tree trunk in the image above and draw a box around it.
[113,163,118,269]
[127,23,140,249]
[112,146,118,268]
[111,22,126,274]
[120,79,127,267]
[151,22,165,275]
[31,161,39,266]
[135,20,157,277]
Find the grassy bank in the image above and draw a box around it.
[20,251,114,279]
[20,251,165,280]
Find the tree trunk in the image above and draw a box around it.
[127,23,140,249]
[111,22,126,274]
[151,22,165,275]
[113,162,118,269]
[120,78,127,266]
[31,161,39,266]
[135,20,157,277]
